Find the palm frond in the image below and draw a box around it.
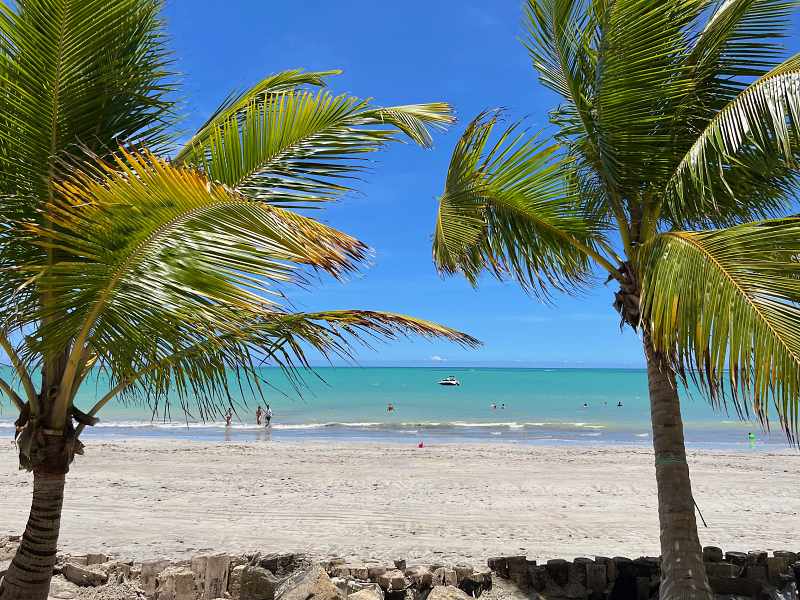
[669,54,800,213]
[434,111,612,297]
[639,217,800,439]
[77,308,479,427]
[26,149,369,374]
[177,89,453,205]
[0,0,176,207]
[173,68,338,164]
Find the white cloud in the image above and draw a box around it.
[430,355,446,362]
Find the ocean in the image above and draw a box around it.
[0,366,788,449]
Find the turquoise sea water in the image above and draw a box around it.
[0,366,788,449]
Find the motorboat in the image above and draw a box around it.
[438,376,460,386]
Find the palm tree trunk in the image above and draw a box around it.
[0,463,66,600]
[644,335,712,600]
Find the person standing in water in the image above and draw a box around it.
[265,404,273,427]
[224,408,232,427]
[255,405,263,425]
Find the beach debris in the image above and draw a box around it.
[61,562,108,587]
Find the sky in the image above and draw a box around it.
[160,1,800,369]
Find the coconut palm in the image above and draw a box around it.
[0,2,478,599]
[432,1,800,598]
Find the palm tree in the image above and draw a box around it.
[432,1,800,598]
[0,2,478,599]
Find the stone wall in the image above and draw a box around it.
[487,547,800,599]
[0,538,492,600]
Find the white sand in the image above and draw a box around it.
[1,440,798,564]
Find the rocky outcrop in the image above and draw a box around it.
[488,548,800,600]
[0,547,492,600]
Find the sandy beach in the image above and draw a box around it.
[1,440,798,564]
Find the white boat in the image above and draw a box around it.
[438,376,460,386]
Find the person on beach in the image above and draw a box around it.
[748,432,756,448]
[224,409,232,427]
[256,405,263,425]
[265,404,273,427]
[387,402,395,413]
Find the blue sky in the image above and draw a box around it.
[162,1,800,368]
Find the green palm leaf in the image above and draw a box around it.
[0,0,175,206]
[434,111,612,296]
[75,308,479,429]
[173,68,339,165]
[177,88,453,205]
[669,54,800,209]
[639,217,800,438]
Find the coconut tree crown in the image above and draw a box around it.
[0,0,478,459]
[434,0,800,437]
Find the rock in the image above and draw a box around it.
[276,565,343,600]
[64,555,89,566]
[62,563,108,587]
[142,560,172,599]
[708,574,762,597]
[393,561,407,572]
[240,566,280,600]
[586,563,607,595]
[96,560,132,582]
[504,557,527,588]
[568,560,588,587]
[368,567,387,581]
[48,575,79,599]
[376,570,408,591]
[453,566,473,584]
[746,564,768,582]
[229,565,246,600]
[748,551,768,565]
[485,558,507,579]
[426,586,470,600]
[459,570,491,597]
[704,562,739,579]
[725,551,748,567]
[347,564,370,581]
[260,554,304,577]
[595,557,615,582]
[349,588,382,600]
[204,554,231,599]
[86,553,108,566]
[768,556,790,582]
[702,546,723,563]
[774,551,798,563]
[545,559,570,587]
[405,567,433,589]
[156,566,196,600]
[347,582,383,598]
[528,566,547,593]
[431,568,456,588]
